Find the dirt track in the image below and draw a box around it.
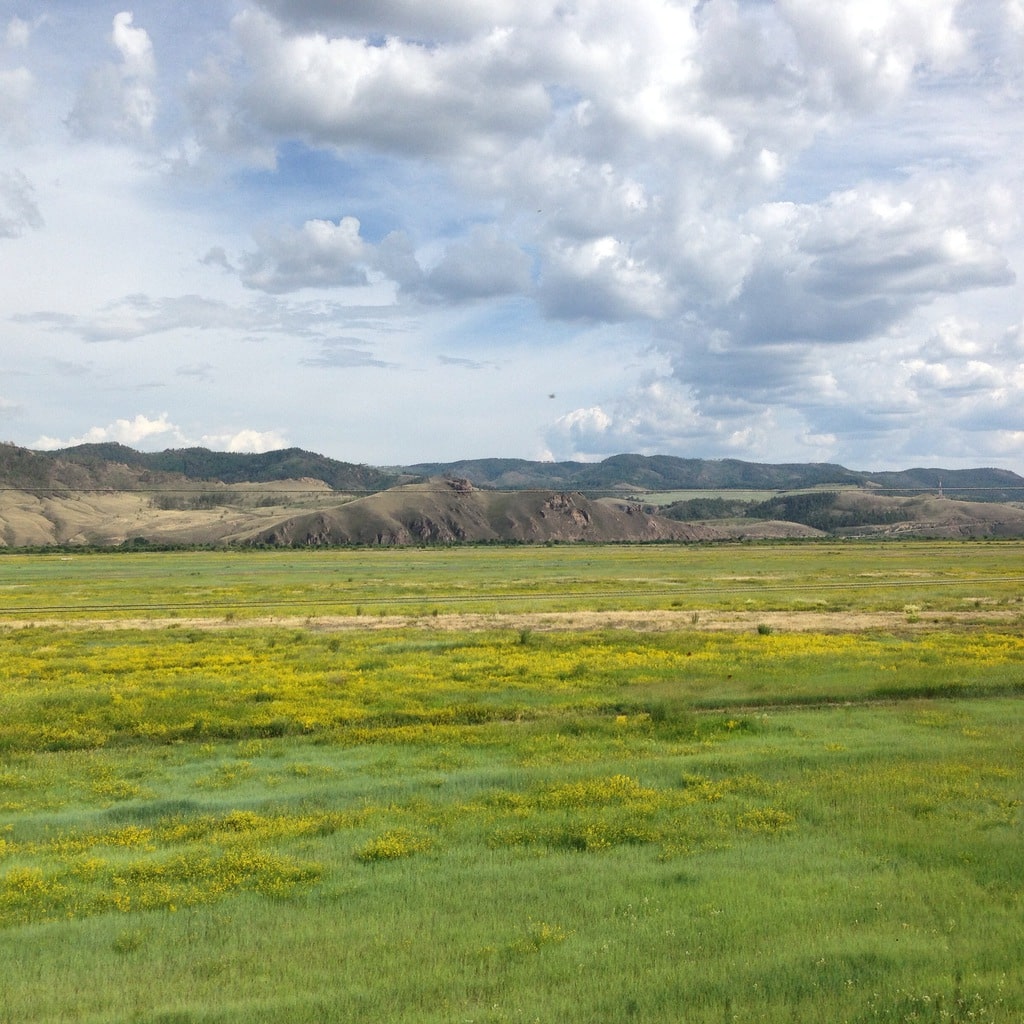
[3,608,1020,634]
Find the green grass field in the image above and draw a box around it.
[1,544,1022,1022]
[627,489,783,504]
[1,541,1022,618]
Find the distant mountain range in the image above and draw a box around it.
[4,442,1023,499]
[402,453,1024,499]
[2,442,1023,547]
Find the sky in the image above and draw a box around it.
[2,1,1023,470]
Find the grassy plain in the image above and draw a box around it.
[1,540,1023,619]
[0,543,1022,1023]
[628,489,783,504]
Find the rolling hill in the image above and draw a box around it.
[1,442,1023,546]
[404,454,1024,499]
[241,479,722,546]
[6,442,1024,497]
[6,443,396,493]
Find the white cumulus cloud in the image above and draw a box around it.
[200,428,289,453]
[33,413,184,450]
[32,415,288,454]
[67,12,157,142]
[241,217,369,293]
[0,169,43,237]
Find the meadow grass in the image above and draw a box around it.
[1,540,1023,619]
[1,698,1019,1023]
[0,545,1022,1022]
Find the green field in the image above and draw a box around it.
[1,544,1022,1022]
[627,489,784,504]
[1,541,1022,618]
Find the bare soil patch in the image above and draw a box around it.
[4,607,1020,634]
